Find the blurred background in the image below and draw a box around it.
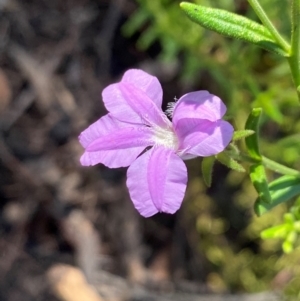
[0,0,300,300]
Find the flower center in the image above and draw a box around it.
[152,125,179,150]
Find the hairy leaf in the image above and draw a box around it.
[180,2,289,56]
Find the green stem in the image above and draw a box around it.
[247,0,290,52]
[262,156,300,176]
[288,0,300,99]
[228,151,300,176]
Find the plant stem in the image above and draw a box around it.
[288,0,300,100]
[247,0,290,53]
[228,151,300,176]
[262,156,300,176]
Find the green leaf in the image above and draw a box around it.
[201,156,215,187]
[253,90,283,124]
[232,130,255,141]
[227,143,240,155]
[294,221,300,232]
[261,224,290,239]
[122,10,149,37]
[282,240,293,253]
[245,108,262,160]
[255,175,300,216]
[250,163,271,204]
[284,213,295,224]
[286,231,297,243]
[179,2,289,57]
[216,152,245,172]
[137,26,157,50]
[282,231,297,253]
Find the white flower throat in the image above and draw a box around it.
[152,124,179,150]
[140,100,179,150]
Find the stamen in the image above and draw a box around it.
[165,101,177,118]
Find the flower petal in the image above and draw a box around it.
[86,127,153,151]
[122,69,163,108]
[127,147,187,217]
[175,118,234,157]
[102,82,169,128]
[79,114,151,168]
[172,91,227,126]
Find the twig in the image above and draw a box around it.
[8,43,77,115]
[61,210,101,284]
[48,264,281,301]
[0,87,35,131]
[47,264,104,301]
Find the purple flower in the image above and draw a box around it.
[79,69,233,217]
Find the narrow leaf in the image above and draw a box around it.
[228,143,240,155]
[245,108,262,160]
[282,240,293,253]
[232,130,255,141]
[201,156,215,187]
[255,175,300,215]
[216,152,245,172]
[122,10,149,37]
[180,2,289,56]
[250,163,271,204]
[261,224,290,239]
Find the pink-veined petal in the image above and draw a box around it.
[86,127,153,151]
[172,91,227,126]
[122,69,163,108]
[175,118,234,157]
[79,114,151,168]
[102,82,169,128]
[127,147,187,217]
